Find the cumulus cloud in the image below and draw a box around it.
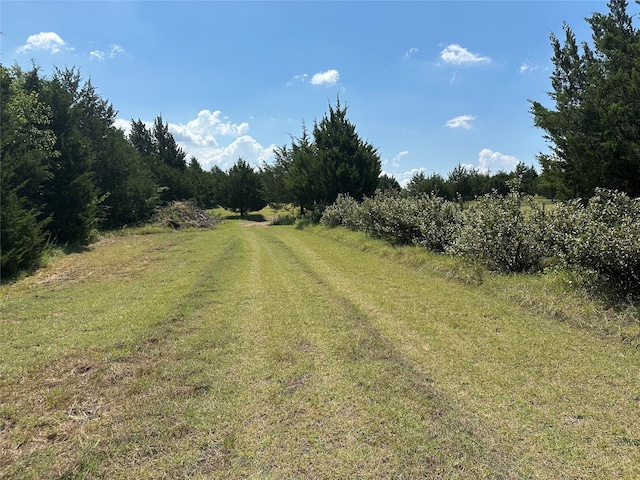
[190,135,276,170]
[18,32,67,54]
[404,47,418,59]
[311,69,340,86]
[440,44,491,65]
[169,110,249,147]
[475,148,520,174]
[113,111,273,170]
[446,115,475,129]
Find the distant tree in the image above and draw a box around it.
[261,147,292,207]
[95,129,159,228]
[283,124,321,214]
[224,158,266,216]
[530,0,640,198]
[377,174,401,193]
[153,115,187,171]
[282,98,381,215]
[129,116,191,202]
[447,164,487,201]
[512,162,539,195]
[406,171,450,198]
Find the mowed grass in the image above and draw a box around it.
[1,220,639,479]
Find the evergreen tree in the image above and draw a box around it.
[377,174,401,193]
[282,98,381,215]
[224,159,266,216]
[0,65,56,276]
[41,68,100,244]
[312,97,381,205]
[530,0,640,198]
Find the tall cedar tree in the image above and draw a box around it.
[530,0,640,198]
[42,68,100,244]
[279,98,381,214]
[0,65,56,276]
[225,159,266,216]
[312,97,381,205]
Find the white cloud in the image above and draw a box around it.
[169,110,249,147]
[112,118,132,133]
[519,61,538,74]
[109,44,124,58]
[391,150,408,168]
[475,148,520,174]
[440,44,491,65]
[191,135,276,171]
[404,47,418,59]
[286,73,308,87]
[18,32,67,54]
[114,111,271,170]
[446,115,475,129]
[90,44,125,61]
[311,69,340,86]
[90,50,105,61]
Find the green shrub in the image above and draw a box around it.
[323,191,462,252]
[548,189,640,299]
[450,182,549,273]
[360,191,423,245]
[413,194,463,252]
[320,194,362,229]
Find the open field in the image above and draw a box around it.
[1,219,639,479]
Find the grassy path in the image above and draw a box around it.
[1,222,639,478]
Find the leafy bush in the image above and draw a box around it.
[412,194,463,252]
[450,183,549,273]
[320,194,362,229]
[548,189,640,299]
[323,191,463,252]
[359,191,423,245]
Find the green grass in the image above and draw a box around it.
[1,222,639,478]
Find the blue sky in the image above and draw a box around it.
[3,1,610,185]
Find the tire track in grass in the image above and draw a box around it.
[198,225,513,478]
[0,229,248,479]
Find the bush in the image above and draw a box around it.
[450,182,549,273]
[548,189,640,299]
[412,194,463,252]
[323,191,462,252]
[360,191,423,245]
[320,194,362,229]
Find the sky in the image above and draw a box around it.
[2,1,614,185]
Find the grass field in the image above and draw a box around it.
[1,218,639,479]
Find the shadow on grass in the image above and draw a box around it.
[224,213,268,222]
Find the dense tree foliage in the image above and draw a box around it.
[0,65,225,278]
[1,65,55,276]
[530,0,640,198]
[405,162,538,200]
[223,158,266,216]
[273,98,381,215]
